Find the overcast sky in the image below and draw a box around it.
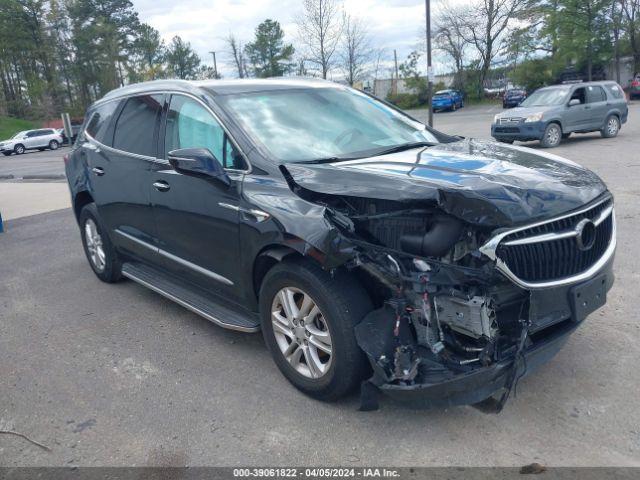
[131,0,459,79]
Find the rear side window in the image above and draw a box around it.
[86,101,119,145]
[113,95,163,157]
[586,86,606,103]
[605,84,623,99]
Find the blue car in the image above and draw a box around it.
[432,89,464,112]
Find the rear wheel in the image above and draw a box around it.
[79,203,121,283]
[540,123,562,148]
[260,259,372,401]
[14,144,25,154]
[49,139,59,150]
[601,115,620,138]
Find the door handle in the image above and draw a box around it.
[153,181,170,192]
[92,167,105,176]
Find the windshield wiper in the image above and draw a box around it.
[370,141,437,157]
[293,155,365,165]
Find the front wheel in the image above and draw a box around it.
[14,144,25,154]
[601,115,620,138]
[540,123,562,148]
[49,140,59,150]
[260,259,372,401]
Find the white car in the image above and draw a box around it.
[0,128,63,156]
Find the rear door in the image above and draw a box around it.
[83,94,163,263]
[585,85,608,129]
[149,93,247,299]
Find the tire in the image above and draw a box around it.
[540,123,562,148]
[78,203,122,283]
[49,139,59,150]
[259,259,372,401]
[14,144,25,155]
[451,103,457,112]
[601,115,620,138]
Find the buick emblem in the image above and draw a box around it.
[574,218,596,251]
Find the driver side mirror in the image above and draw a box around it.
[568,98,581,107]
[168,148,230,186]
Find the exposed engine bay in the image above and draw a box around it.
[296,190,581,410]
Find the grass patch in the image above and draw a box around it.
[0,116,36,140]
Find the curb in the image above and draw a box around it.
[21,174,66,180]
[0,174,66,181]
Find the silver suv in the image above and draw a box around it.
[0,128,63,156]
[491,81,629,148]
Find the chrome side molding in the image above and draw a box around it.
[114,229,234,286]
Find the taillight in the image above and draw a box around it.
[63,153,70,164]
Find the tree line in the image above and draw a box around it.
[0,0,379,120]
[431,0,640,96]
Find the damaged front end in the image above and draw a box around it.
[283,179,616,411]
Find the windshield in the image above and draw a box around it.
[519,87,569,107]
[217,87,438,162]
[12,131,27,139]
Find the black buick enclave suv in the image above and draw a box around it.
[65,78,615,410]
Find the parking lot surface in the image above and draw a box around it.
[0,147,67,179]
[1,103,639,467]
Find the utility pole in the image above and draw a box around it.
[393,49,399,95]
[209,51,218,78]
[425,0,433,127]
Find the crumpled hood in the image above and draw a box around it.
[283,139,607,227]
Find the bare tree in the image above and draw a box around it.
[225,33,248,78]
[451,0,527,95]
[340,13,372,86]
[296,0,344,79]
[434,3,470,89]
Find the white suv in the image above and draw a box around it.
[0,128,63,156]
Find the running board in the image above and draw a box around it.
[121,262,260,333]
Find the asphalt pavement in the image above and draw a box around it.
[0,146,68,180]
[1,103,639,467]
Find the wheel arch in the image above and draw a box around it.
[73,191,94,223]
[252,245,304,301]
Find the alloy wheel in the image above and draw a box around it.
[15,145,24,154]
[84,218,106,272]
[607,117,619,136]
[545,125,561,146]
[271,287,332,379]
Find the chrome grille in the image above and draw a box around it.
[498,117,524,125]
[481,196,615,288]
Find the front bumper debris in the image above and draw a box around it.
[355,256,614,411]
